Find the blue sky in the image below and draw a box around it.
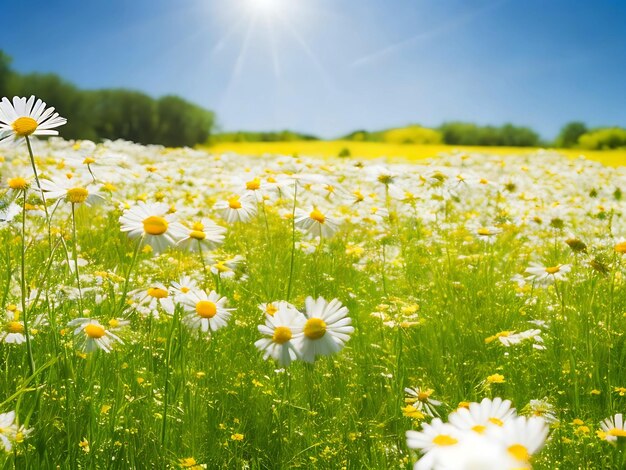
[1,0,625,138]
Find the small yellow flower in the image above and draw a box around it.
[401,404,425,419]
[487,373,505,384]
[79,438,90,453]
[231,433,244,441]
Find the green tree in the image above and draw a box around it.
[555,121,587,148]
[156,95,215,147]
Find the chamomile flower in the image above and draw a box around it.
[214,194,257,223]
[170,276,200,301]
[406,418,463,467]
[294,207,341,238]
[524,262,571,285]
[404,387,442,418]
[119,202,187,253]
[180,289,233,335]
[292,296,354,363]
[448,397,516,434]
[0,96,66,142]
[255,303,306,366]
[257,300,296,317]
[0,306,46,344]
[68,318,123,353]
[176,217,226,252]
[487,416,549,467]
[39,177,102,206]
[133,283,175,317]
[599,413,626,442]
[0,411,18,451]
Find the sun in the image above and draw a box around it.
[247,0,281,14]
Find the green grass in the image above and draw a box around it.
[1,142,625,468]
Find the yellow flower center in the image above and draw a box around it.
[265,304,278,316]
[84,324,106,339]
[196,300,217,318]
[432,434,458,446]
[143,216,168,235]
[417,391,432,402]
[147,287,169,299]
[310,208,326,224]
[6,321,24,334]
[608,428,626,437]
[191,222,204,231]
[507,444,529,462]
[181,287,190,293]
[189,230,206,240]
[83,157,96,165]
[488,417,504,426]
[67,187,89,204]
[272,326,292,344]
[246,178,261,190]
[545,266,560,274]
[471,425,487,434]
[108,319,120,328]
[8,177,28,190]
[12,117,38,137]
[304,317,327,340]
[228,196,242,209]
[477,227,492,236]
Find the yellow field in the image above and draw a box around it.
[205,141,626,167]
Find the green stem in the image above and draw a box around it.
[19,189,35,376]
[71,203,84,313]
[162,306,180,448]
[25,136,52,247]
[286,183,298,301]
[117,237,143,315]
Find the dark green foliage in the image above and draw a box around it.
[0,50,214,146]
[555,121,588,148]
[210,129,319,143]
[438,121,541,147]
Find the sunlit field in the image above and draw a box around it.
[207,141,626,168]
[2,102,626,468]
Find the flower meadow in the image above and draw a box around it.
[0,97,626,469]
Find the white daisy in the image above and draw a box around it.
[180,289,234,335]
[176,217,226,252]
[67,318,124,353]
[214,194,257,223]
[487,416,549,467]
[0,96,66,142]
[254,303,306,366]
[404,387,443,418]
[132,283,176,318]
[448,397,516,435]
[119,202,187,253]
[524,262,571,285]
[0,411,18,451]
[292,296,354,363]
[39,177,103,206]
[599,413,626,442]
[294,207,341,238]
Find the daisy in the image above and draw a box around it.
[180,289,234,335]
[214,194,257,223]
[0,96,66,142]
[292,296,354,363]
[0,306,46,345]
[404,387,442,418]
[0,411,18,451]
[294,207,341,238]
[524,262,571,285]
[254,303,306,366]
[599,413,626,442]
[488,416,549,468]
[67,318,124,353]
[119,202,187,253]
[176,217,226,252]
[525,399,558,424]
[448,397,516,434]
[170,276,201,301]
[39,177,102,206]
[406,418,464,469]
[133,283,175,318]
[257,300,297,317]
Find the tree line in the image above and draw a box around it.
[0,51,215,147]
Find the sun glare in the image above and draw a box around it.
[248,0,281,14]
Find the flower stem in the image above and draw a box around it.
[20,189,36,376]
[71,203,84,313]
[286,183,298,301]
